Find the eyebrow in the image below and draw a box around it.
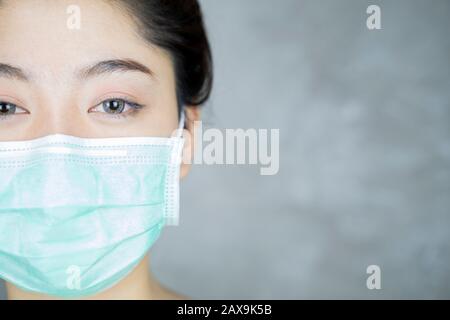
[77,59,154,80]
[0,63,28,81]
[0,59,154,82]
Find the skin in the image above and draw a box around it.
[0,0,199,299]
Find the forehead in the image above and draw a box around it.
[0,0,171,80]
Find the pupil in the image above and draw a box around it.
[111,101,119,110]
[104,100,124,114]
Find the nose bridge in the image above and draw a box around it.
[36,93,82,137]
[33,76,83,137]
[44,108,80,136]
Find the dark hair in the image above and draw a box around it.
[114,0,213,112]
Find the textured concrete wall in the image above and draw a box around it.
[150,0,450,299]
[1,0,449,299]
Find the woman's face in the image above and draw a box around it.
[0,0,180,141]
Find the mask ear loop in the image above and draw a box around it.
[166,106,185,226]
[170,106,185,163]
[176,107,186,139]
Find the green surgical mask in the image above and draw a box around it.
[0,116,185,298]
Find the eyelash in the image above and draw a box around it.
[0,97,146,120]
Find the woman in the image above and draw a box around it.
[0,0,212,299]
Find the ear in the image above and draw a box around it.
[180,106,201,179]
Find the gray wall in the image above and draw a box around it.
[1,0,449,299]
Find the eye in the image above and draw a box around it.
[0,101,28,117]
[89,98,145,117]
